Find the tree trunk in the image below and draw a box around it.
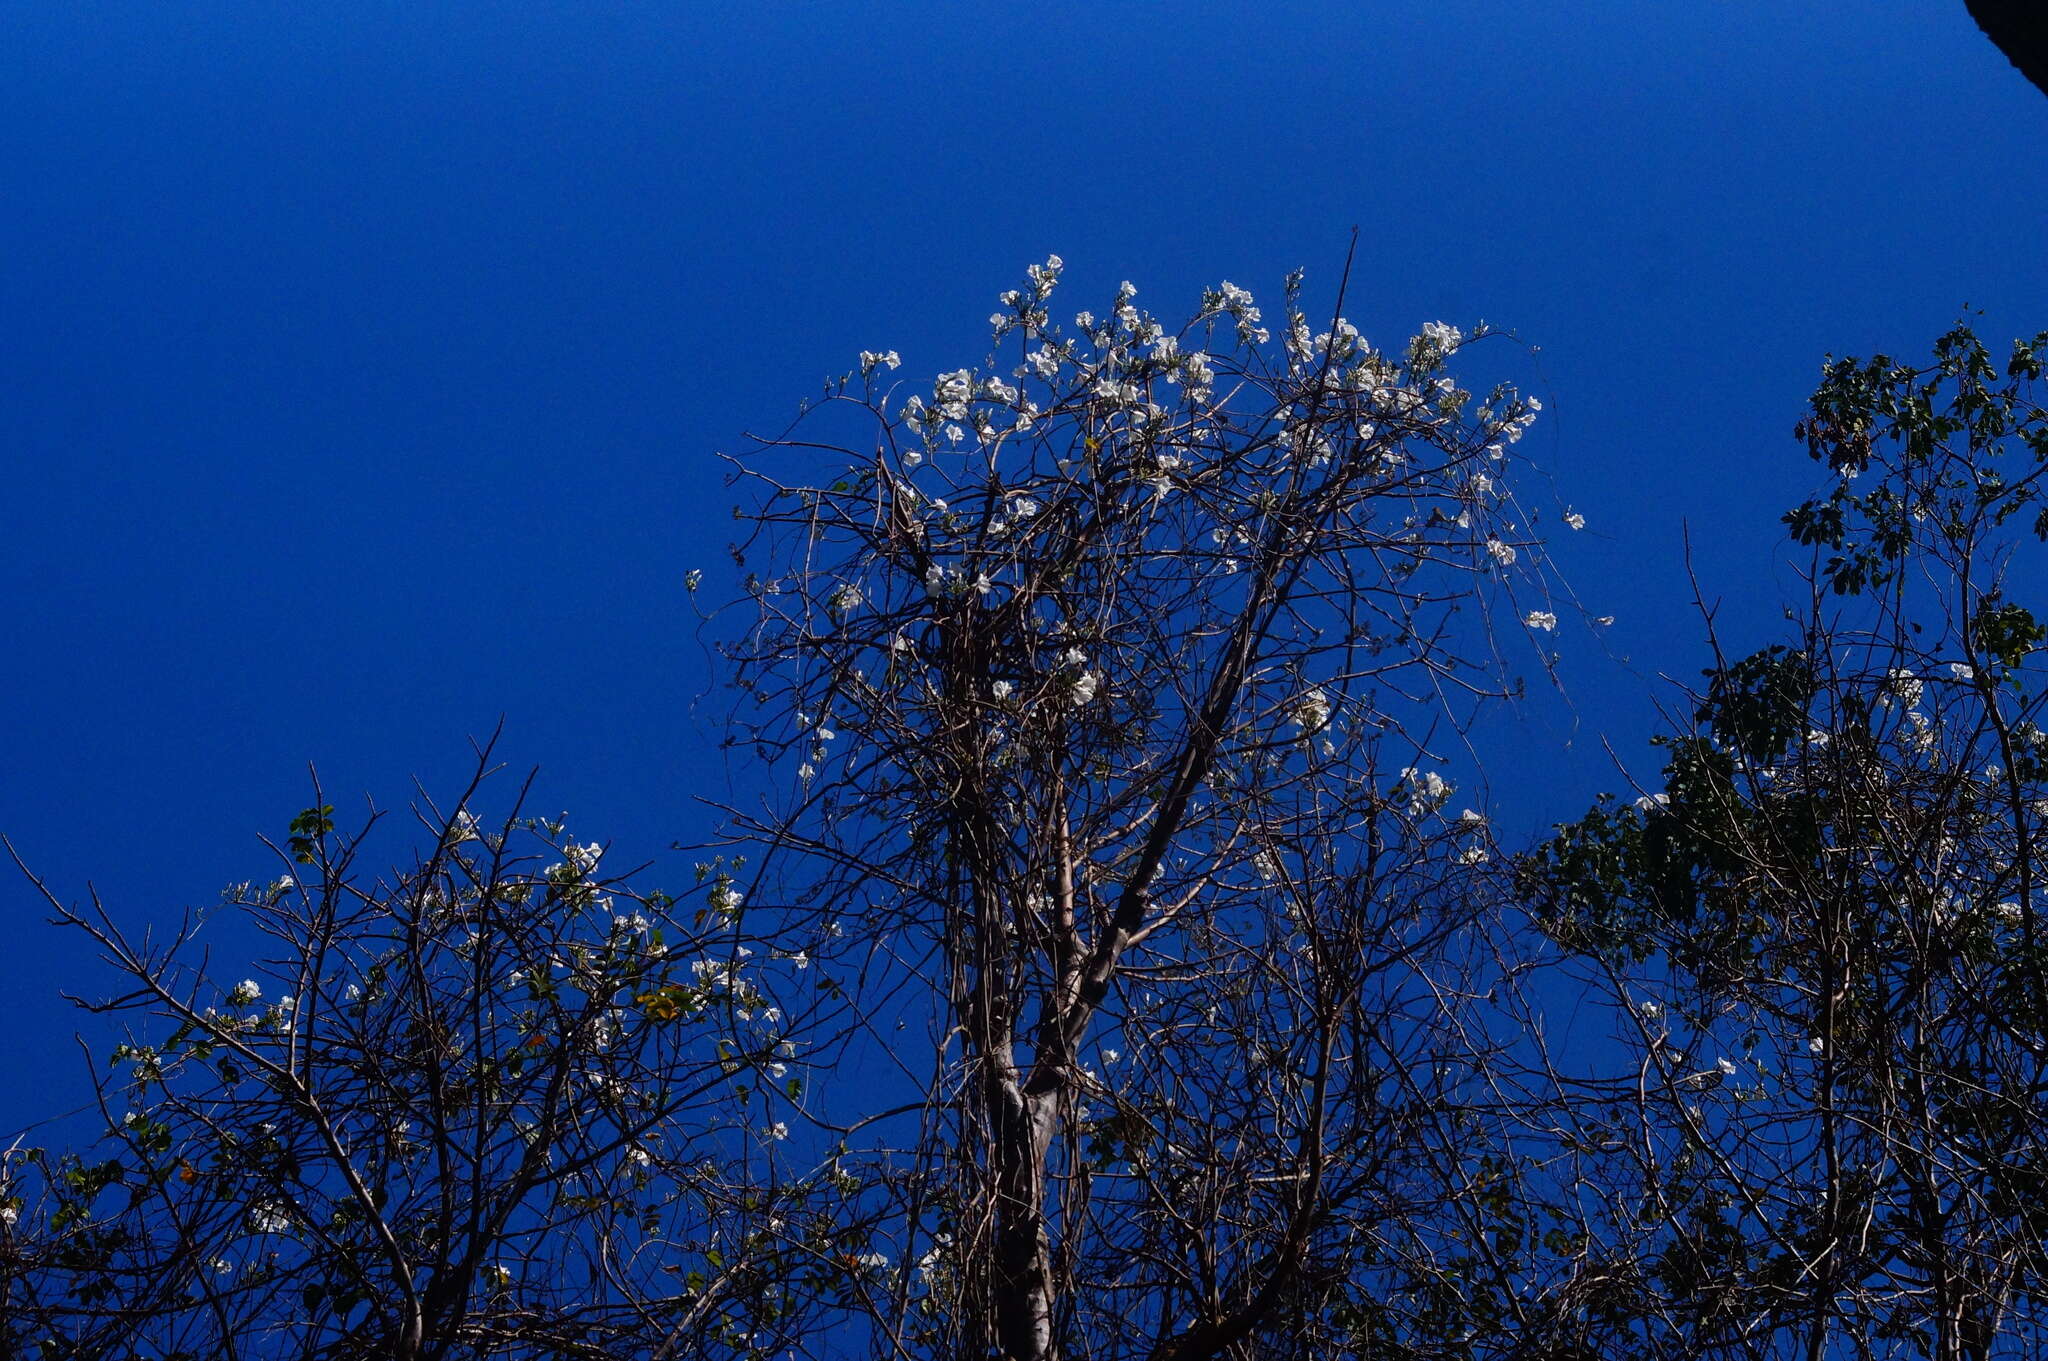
[989,1077,1059,1360]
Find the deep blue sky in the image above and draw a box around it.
[5,1,2046,1107]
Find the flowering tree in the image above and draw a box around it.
[34,273,2048,1361]
[712,254,1567,1357]
[0,746,833,1360]
[1524,325,2048,1359]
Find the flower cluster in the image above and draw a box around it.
[1401,768,1454,817]
[1290,688,1333,734]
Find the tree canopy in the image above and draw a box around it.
[7,266,2048,1360]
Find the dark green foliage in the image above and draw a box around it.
[1517,324,2048,1359]
[1974,595,2044,673]
[1785,326,2048,597]
[286,804,334,863]
[1696,645,1812,763]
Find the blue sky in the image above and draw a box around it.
[4,0,2045,1105]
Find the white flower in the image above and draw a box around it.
[798,762,817,782]
[1025,347,1062,380]
[1459,808,1486,826]
[1633,792,1670,812]
[933,369,974,420]
[767,1122,789,1141]
[858,349,901,375]
[1949,662,1976,681]
[1485,538,1517,566]
[1564,510,1586,531]
[1417,320,1463,353]
[1215,281,1257,313]
[707,880,744,917]
[1070,671,1102,705]
[991,680,1014,700]
[1400,767,1452,817]
[1637,1000,1663,1021]
[1455,846,1490,865]
[625,1147,653,1168]
[229,979,262,1006]
[1290,688,1332,733]
[789,951,810,970]
[1524,610,1558,631]
[1882,667,1924,708]
[1102,1048,1121,1064]
[1808,1035,1826,1055]
[1716,1057,1738,1078]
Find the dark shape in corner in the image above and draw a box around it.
[1968,0,2048,100]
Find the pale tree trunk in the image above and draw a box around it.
[988,1079,1060,1361]
[960,803,1064,1361]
